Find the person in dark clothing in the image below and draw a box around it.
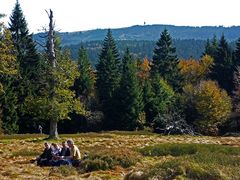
[36,142,53,166]
[50,141,71,166]
[59,141,70,157]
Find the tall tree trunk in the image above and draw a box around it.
[49,120,58,139]
[46,9,58,139]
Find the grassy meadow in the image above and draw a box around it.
[0,132,240,179]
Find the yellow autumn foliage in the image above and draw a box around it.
[0,29,17,95]
[179,55,213,85]
[193,80,231,134]
[138,57,151,81]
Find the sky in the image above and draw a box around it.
[1,0,240,33]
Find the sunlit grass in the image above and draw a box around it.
[1,133,240,179]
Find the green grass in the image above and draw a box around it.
[138,143,240,157]
[140,143,240,179]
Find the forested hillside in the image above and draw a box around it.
[1,1,240,138]
[34,25,239,63]
[34,24,240,45]
[66,39,208,64]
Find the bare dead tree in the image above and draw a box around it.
[46,9,58,139]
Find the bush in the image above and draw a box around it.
[80,148,140,172]
[153,109,195,135]
[145,160,224,180]
[182,80,232,135]
[49,166,78,177]
[81,159,109,172]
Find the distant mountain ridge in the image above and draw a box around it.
[34,24,240,46]
[33,24,239,64]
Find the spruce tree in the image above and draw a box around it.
[9,0,39,84]
[151,29,181,90]
[117,49,143,130]
[211,34,233,93]
[233,38,240,67]
[74,46,95,107]
[204,35,218,59]
[8,0,40,133]
[96,29,121,129]
[143,79,155,125]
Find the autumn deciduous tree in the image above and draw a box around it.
[138,57,151,83]
[0,28,18,134]
[179,55,213,85]
[183,80,232,135]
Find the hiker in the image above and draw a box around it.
[59,141,71,157]
[67,139,81,166]
[51,143,61,157]
[38,125,43,134]
[50,141,71,166]
[36,142,53,166]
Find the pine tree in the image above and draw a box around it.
[9,0,39,85]
[117,49,143,130]
[96,29,121,129]
[233,38,240,68]
[204,35,218,59]
[233,66,240,112]
[8,0,40,133]
[74,46,95,107]
[143,80,155,125]
[151,29,182,91]
[210,34,233,93]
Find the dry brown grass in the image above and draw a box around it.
[0,132,240,179]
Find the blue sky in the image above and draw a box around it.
[1,0,240,33]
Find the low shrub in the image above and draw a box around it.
[145,160,225,180]
[80,148,140,172]
[49,166,78,177]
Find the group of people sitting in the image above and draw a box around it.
[36,139,81,167]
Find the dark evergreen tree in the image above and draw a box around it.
[0,79,19,134]
[74,46,95,108]
[210,35,233,93]
[151,29,182,90]
[143,73,175,126]
[204,35,218,59]
[9,0,39,81]
[233,38,240,68]
[96,29,121,129]
[143,80,155,125]
[8,0,40,133]
[117,49,143,130]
